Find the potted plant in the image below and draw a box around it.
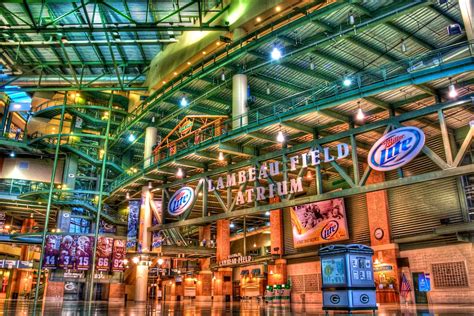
[387,277,396,289]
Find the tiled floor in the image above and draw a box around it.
[1,300,474,315]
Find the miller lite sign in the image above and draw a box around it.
[368,127,425,172]
[168,187,195,217]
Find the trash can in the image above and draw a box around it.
[319,244,377,313]
[281,284,291,304]
[272,284,282,304]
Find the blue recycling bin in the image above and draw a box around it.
[319,244,377,313]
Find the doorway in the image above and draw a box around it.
[412,272,428,304]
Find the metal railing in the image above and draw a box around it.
[108,41,474,192]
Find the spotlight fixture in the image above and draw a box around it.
[356,102,365,121]
[348,11,355,25]
[128,134,136,142]
[266,83,271,95]
[218,151,224,161]
[448,78,457,98]
[180,95,188,107]
[276,125,285,143]
[401,39,408,53]
[343,76,352,87]
[271,46,282,60]
[220,69,226,81]
[176,168,183,178]
[9,151,15,158]
[309,57,315,70]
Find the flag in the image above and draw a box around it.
[400,273,411,299]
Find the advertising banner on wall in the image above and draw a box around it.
[43,235,61,269]
[99,220,117,234]
[126,200,140,251]
[58,235,75,269]
[111,239,126,272]
[76,236,93,270]
[290,198,349,248]
[96,236,113,271]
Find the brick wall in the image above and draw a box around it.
[287,261,322,304]
[400,243,474,304]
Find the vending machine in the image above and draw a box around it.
[319,244,377,313]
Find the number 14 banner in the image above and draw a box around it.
[96,236,113,271]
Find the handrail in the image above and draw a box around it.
[107,41,474,192]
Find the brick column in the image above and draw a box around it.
[11,218,36,298]
[366,170,400,303]
[268,259,287,286]
[269,197,283,256]
[215,219,232,301]
[197,225,212,301]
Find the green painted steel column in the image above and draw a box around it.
[87,92,114,303]
[33,92,67,309]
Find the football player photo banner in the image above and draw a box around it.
[126,200,140,251]
[58,235,75,269]
[76,236,93,270]
[96,236,113,271]
[112,239,126,272]
[290,198,349,248]
[43,235,61,269]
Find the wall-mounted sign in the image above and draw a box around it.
[179,119,194,135]
[368,127,425,172]
[207,144,350,205]
[168,187,195,216]
[418,273,431,292]
[290,198,349,248]
[219,253,252,267]
[373,264,393,272]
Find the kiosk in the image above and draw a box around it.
[319,244,377,313]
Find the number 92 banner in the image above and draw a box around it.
[96,236,113,271]
[112,239,126,272]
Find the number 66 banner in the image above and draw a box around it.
[96,236,113,271]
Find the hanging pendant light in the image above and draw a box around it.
[176,168,183,178]
[266,83,271,95]
[180,95,188,107]
[348,11,355,25]
[220,69,226,81]
[448,78,457,98]
[126,192,130,199]
[276,125,285,143]
[401,39,408,53]
[218,151,224,161]
[309,57,315,70]
[356,102,365,121]
[271,46,282,60]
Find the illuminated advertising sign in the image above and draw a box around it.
[96,236,113,271]
[368,127,425,171]
[290,198,349,248]
[168,187,195,216]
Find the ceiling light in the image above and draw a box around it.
[266,83,271,95]
[271,47,282,60]
[180,95,188,107]
[132,257,140,264]
[158,258,164,265]
[220,69,226,81]
[310,57,315,70]
[256,17,262,23]
[348,11,355,25]
[343,76,352,87]
[202,51,206,55]
[469,120,474,128]
[265,211,270,216]
[9,152,15,158]
[218,152,224,161]
[230,222,235,228]
[276,130,285,143]
[253,242,257,248]
[128,134,136,142]
[276,6,281,12]
[401,39,408,53]
[176,168,183,178]
[448,78,457,98]
[356,106,365,121]
[126,192,130,199]
[187,61,191,65]
[148,182,152,189]
[162,81,166,84]
[306,170,313,180]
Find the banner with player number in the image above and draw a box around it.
[43,235,61,269]
[76,236,93,270]
[59,235,75,269]
[96,236,113,271]
[111,239,126,272]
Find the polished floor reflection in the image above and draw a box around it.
[1,299,474,315]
